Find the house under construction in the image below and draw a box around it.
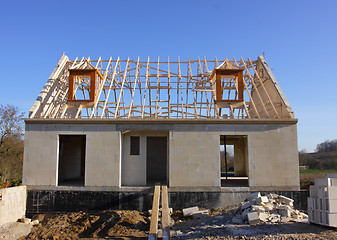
[23,55,300,213]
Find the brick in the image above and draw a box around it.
[255,196,269,204]
[259,212,269,222]
[279,209,291,217]
[247,212,260,225]
[182,206,199,217]
[251,205,265,212]
[279,196,294,205]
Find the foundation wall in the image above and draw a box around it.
[24,121,299,191]
[25,188,309,216]
[0,186,27,225]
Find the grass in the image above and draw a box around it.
[300,169,337,174]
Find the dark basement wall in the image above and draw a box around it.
[26,190,309,217]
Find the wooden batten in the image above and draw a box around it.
[29,55,295,120]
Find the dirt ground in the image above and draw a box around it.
[19,208,337,240]
[21,210,149,240]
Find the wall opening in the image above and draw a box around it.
[146,136,168,186]
[58,135,86,186]
[220,135,248,187]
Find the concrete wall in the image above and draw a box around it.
[23,124,121,187]
[24,120,299,191]
[121,131,168,186]
[169,131,220,187]
[0,186,26,225]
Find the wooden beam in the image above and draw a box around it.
[148,185,161,240]
[161,186,170,240]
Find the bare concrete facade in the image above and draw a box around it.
[23,119,299,191]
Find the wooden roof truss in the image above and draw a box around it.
[29,55,294,119]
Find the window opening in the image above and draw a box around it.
[130,136,140,155]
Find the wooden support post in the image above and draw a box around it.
[149,185,161,240]
[161,186,170,240]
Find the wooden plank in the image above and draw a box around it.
[148,185,161,240]
[248,57,280,118]
[127,57,140,118]
[161,186,170,240]
[100,57,120,118]
[142,57,150,118]
[241,58,270,118]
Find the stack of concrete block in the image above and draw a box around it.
[182,206,209,219]
[232,192,308,225]
[308,174,337,227]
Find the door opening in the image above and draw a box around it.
[146,136,168,185]
[58,135,85,186]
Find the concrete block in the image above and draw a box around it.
[308,210,314,223]
[269,213,281,223]
[251,205,265,212]
[182,206,199,217]
[279,209,291,217]
[325,174,337,180]
[310,185,318,197]
[260,202,274,211]
[255,196,269,204]
[259,212,269,222]
[247,192,261,201]
[279,195,294,205]
[281,216,289,223]
[247,212,260,225]
[327,199,337,213]
[315,178,328,187]
[267,193,279,199]
[307,197,314,210]
[318,186,326,199]
[327,186,337,199]
[327,213,337,227]
[314,211,320,223]
[330,178,337,186]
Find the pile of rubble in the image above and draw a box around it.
[232,192,308,225]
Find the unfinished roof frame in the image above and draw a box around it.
[29,55,294,120]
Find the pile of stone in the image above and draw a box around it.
[232,192,308,225]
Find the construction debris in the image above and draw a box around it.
[232,192,308,225]
[182,207,209,218]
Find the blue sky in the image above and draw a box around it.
[0,0,336,152]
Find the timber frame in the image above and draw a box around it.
[29,54,294,120]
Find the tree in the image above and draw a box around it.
[316,139,337,152]
[0,104,24,183]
